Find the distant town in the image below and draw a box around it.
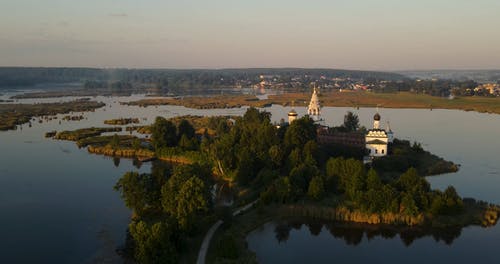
[1,67,499,98]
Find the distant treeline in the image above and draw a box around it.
[0,67,405,88]
[0,67,109,87]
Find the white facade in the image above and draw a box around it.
[365,112,392,158]
[366,138,388,157]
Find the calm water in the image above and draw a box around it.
[1,92,499,263]
[248,107,500,263]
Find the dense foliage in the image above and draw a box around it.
[114,108,466,263]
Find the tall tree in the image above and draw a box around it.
[342,111,360,132]
[128,220,178,264]
[151,117,177,149]
[177,119,195,140]
[284,116,316,150]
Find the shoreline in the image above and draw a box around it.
[208,200,500,263]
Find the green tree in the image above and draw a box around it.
[284,116,316,150]
[342,111,360,132]
[308,176,325,201]
[132,137,141,150]
[268,145,284,168]
[175,176,209,229]
[178,134,198,151]
[151,117,177,149]
[342,159,366,199]
[177,119,195,140]
[161,164,212,230]
[274,177,293,203]
[128,220,178,264]
[109,133,120,149]
[114,171,166,216]
[366,168,382,190]
[400,192,419,215]
[325,157,345,192]
[303,140,319,165]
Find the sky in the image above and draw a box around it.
[1,0,500,70]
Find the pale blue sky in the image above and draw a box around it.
[1,0,500,70]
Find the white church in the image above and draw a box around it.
[288,87,394,158]
[365,112,394,157]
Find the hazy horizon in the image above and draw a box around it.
[2,0,500,70]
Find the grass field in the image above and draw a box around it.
[122,92,500,114]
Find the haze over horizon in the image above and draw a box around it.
[2,0,500,71]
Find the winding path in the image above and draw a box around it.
[196,200,258,264]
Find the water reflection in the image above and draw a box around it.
[273,219,462,247]
[113,157,121,167]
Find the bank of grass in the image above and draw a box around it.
[121,91,500,114]
[0,100,105,131]
[125,125,151,134]
[87,145,155,158]
[120,95,272,109]
[54,127,122,142]
[104,118,139,125]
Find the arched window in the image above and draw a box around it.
[375,149,378,154]
[382,149,385,154]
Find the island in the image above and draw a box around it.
[0,100,105,131]
[54,105,494,264]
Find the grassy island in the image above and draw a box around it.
[120,95,272,109]
[54,127,122,141]
[104,118,140,125]
[0,100,105,131]
[103,108,499,264]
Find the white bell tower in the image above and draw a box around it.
[308,86,321,121]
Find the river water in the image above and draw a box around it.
[0,93,499,263]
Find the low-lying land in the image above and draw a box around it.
[0,100,105,131]
[122,91,500,114]
[104,118,140,125]
[9,89,133,99]
[120,95,272,109]
[54,127,122,142]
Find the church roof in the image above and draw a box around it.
[374,112,381,121]
[366,139,387,145]
[288,109,298,116]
